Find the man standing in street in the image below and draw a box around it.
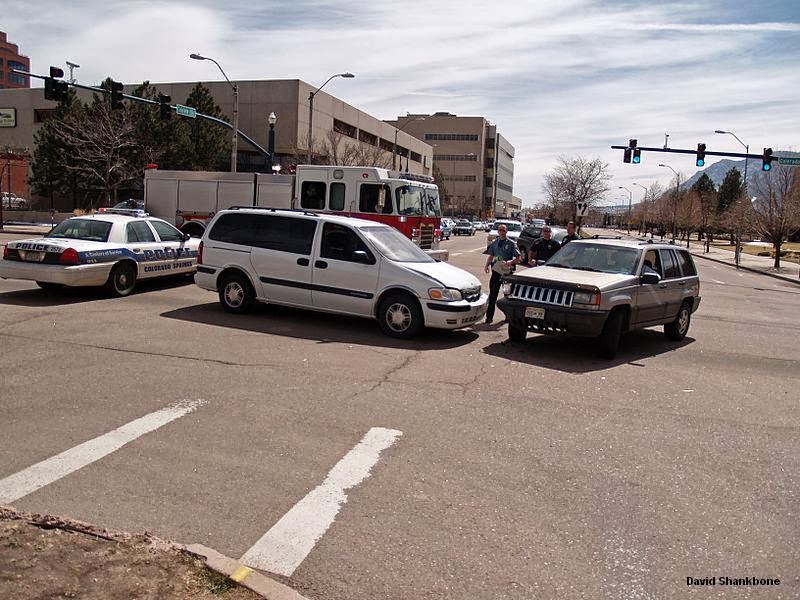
[561,221,580,247]
[528,226,561,265]
[483,224,521,324]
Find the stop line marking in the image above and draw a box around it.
[0,399,206,505]
[241,426,402,577]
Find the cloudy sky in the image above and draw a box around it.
[7,0,800,206]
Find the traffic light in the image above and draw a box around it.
[110,80,124,110]
[696,143,706,167]
[44,78,69,102]
[632,148,641,164]
[159,94,172,120]
[49,66,65,78]
[623,148,632,163]
[762,148,773,171]
[628,139,641,164]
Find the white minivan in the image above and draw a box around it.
[195,209,488,338]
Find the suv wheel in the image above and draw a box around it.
[665,301,691,341]
[508,323,527,342]
[597,310,623,359]
[219,272,254,313]
[378,293,423,338]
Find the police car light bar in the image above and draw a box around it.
[98,208,150,217]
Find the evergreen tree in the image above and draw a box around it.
[129,81,192,171]
[184,83,231,170]
[717,167,742,213]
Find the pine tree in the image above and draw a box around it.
[129,81,192,171]
[184,83,231,170]
[717,167,742,214]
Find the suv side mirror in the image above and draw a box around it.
[640,271,661,285]
[352,250,373,264]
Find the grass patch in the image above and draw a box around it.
[201,569,236,595]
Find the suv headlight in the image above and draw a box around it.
[502,282,513,295]
[573,290,601,306]
[428,287,463,301]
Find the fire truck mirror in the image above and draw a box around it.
[377,188,386,210]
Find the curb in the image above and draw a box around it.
[184,544,311,600]
[689,251,800,286]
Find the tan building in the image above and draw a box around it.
[385,112,514,218]
[507,195,523,218]
[0,79,432,206]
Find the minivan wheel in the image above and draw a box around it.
[106,262,137,297]
[597,310,623,359]
[378,293,423,338]
[219,273,254,313]
[665,302,691,341]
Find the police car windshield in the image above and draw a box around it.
[361,227,436,263]
[46,219,112,242]
[548,243,639,275]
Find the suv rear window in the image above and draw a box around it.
[674,250,697,276]
[209,213,317,255]
[659,249,680,279]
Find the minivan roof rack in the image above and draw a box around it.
[226,206,320,217]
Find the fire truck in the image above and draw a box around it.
[143,166,447,259]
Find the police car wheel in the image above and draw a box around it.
[106,262,137,297]
[219,273,254,313]
[378,293,423,339]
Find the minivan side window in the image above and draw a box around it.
[659,249,680,279]
[300,181,326,210]
[675,250,697,277]
[209,214,317,255]
[359,183,393,214]
[329,182,346,211]
[320,223,375,263]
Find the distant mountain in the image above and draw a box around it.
[683,151,800,190]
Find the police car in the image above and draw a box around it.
[0,210,200,296]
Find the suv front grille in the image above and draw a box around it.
[509,283,574,307]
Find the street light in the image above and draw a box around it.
[306,72,355,164]
[715,129,749,265]
[633,182,649,236]
[190,52,239,173]
[393,116,425,171]
[268,112,277,173]
[659,164,680,240]
[618,186,632,234]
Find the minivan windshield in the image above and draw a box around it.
[360,226,436,263]
[547,243,639,275]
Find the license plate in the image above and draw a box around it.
[20,250,45,262]
[525,306,545,319]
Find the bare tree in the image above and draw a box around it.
[541,155,611,225]
[750,165,800,269]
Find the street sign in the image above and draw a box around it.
[175,104,196,118]
[577,202,589,217]
[778,157,800,166]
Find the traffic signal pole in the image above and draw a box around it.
[13,68,272,162]
[611,144,765,161]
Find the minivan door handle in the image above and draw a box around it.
[297,257,309,266]
[315,260,328,269]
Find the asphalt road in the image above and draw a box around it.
[1,230,798,599]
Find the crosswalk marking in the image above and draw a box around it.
[241,427,402,577]
[0,400,206,505]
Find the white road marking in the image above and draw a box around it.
[469,246,487,252]
[711,279,726,285]
[0,399,206,505]
[450,252,463,257]
[241,427,402,576]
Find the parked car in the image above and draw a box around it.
[439,218,454,240]
[472,221,486,232]
[517,226,569,260]
[195,209,488,338]
[486,219,523,244]
[0,211,200,296]
[101,199,145,212]
[1,192,29,210]
[452,219,476,236]
[497,239,701,358]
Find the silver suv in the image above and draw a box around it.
[496,238,701,358]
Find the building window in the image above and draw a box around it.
[8,73,26,86]
[433,154,478,162]
[358,130,377,146]
[424,133,479,141]
[486,137,496,149]
[499,164,514,177]
[485,178,493,188]
[497,181,513,193]
[34,109,57,123]
[441,175,477,182]
[409,151,421,163]
[333,119,357,139]
[379,138,394,153]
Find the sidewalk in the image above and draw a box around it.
[0,223,55,235]
[611,229,800,285]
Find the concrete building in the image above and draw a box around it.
[385,112,514,218]
[0,32,30,90]
[0,79,432,207]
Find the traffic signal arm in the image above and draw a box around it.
[611,144,768,161]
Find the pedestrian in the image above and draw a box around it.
[483,224,521,324]
[528,226,561,265]
[561,221,579,247]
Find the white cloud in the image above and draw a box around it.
[6,0,799,204]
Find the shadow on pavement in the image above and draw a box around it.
[482,328,695,373]
[161,302,480,350]
[0,276,194,307]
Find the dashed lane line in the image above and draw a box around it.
[240,427,402,577]
[0,399,206,505]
